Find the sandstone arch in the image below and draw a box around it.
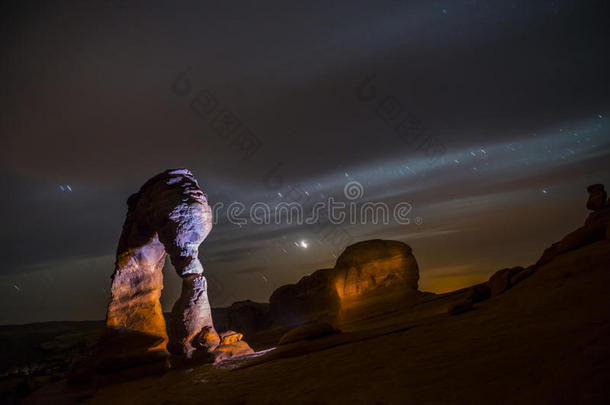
[98,169,217,370]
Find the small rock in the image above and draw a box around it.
[489,267,523,297]
[466,283,490,303]
[219,330,243,345]
[195,326,220,352]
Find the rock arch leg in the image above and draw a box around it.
[155,199,218,357]
[167,274,217,357]
[99,231,170,370]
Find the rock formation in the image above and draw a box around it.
[268,240,420,326]
[476,184,610,303]
[269,268,340,326]
[226,300,270,336]
[97,169,219,371]
[537,184,610,267]
[466,283,491,303]
[334,239,419,301]
[586,184,607,211]
[213,331,254,362]
[488,266,524,297]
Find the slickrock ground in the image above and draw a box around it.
[21,238,610,404]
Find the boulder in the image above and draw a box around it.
[447,299,474,315]
[219,330,243,345]
[466,283,491,303]
[269,268,340,326]
[510,266,536,286]
[213,341,254,362]
[489,267,523,297]
[537,242,559,266]
[584,185,610,226]
[334,240,419,300]
[194,326,220,352]
[98,169,218,371]
[227,300,270,335]
[213,331,254,362]
[586,184,607,211]
[278,322,340,345]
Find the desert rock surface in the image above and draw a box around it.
[8,185,610,404]
[20,233,610,404]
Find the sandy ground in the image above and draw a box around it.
[22,239,610,404]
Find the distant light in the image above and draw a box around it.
[542,189,548,194]
[299,240,309,249]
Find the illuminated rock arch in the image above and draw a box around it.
[98,169,217,370]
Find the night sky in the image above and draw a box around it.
[1,0,609,324]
